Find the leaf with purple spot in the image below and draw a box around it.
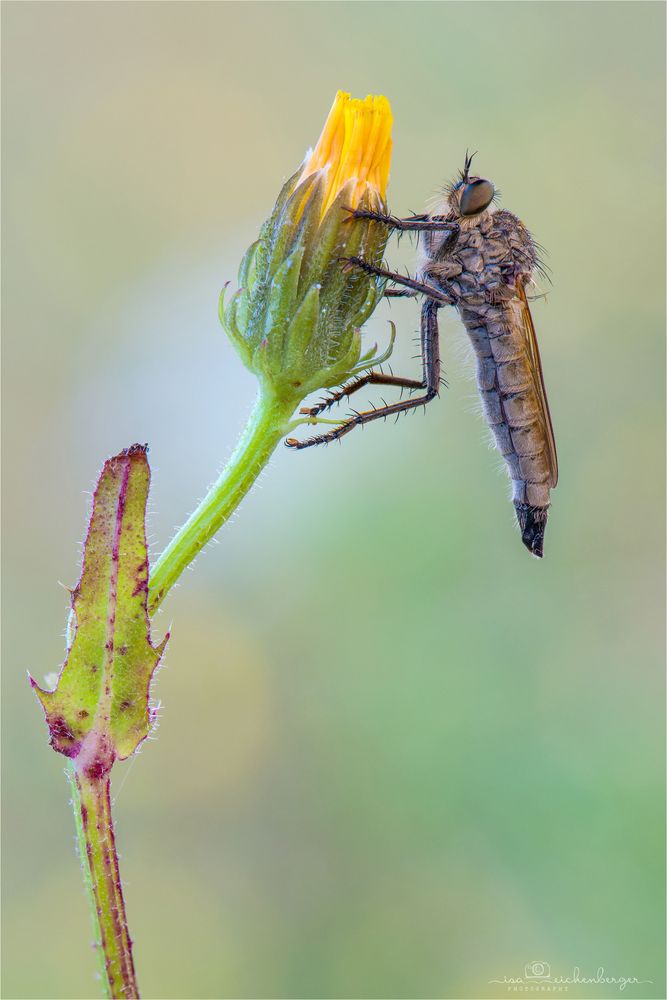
[31,445,168,778]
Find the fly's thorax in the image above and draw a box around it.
[418,206,536,309]
[416,197,494,269]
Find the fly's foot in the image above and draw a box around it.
[286,411,364,450]
[285,433,333,450]
[342,207,392,225]
[339,254,366,274]
[339,255,386,281]
[299,392,340,418]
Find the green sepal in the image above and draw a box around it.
[31,445,168,777]
[321,328,363,388]
[352,280,382,330]
[251,165,303,291]
[283,283,321,379]
[222,287,253,368]
[238,240,260,291]
[263,246,305,369]
[297,178,358,296]
[268,172,322,285]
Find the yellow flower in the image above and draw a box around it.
[299,90,393,217]
[221,91,394,402]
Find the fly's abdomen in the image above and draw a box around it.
[463,308,552,554]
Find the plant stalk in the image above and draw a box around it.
[67,762,138,999]
[147,387,297,615]
[64,387,298,998]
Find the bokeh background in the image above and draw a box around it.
[2,3,664,998]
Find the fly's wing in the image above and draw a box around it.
[515,281,558,488]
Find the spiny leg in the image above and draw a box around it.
[340,256,453,303]
[345,208,459,234]
[303,274,437,415]
[300,372,424,418]
[286,300,442,449]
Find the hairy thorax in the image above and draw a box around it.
[417,205,537,311]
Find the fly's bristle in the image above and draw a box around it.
[514,502,549,558]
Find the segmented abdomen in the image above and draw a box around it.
[460,302,552,510]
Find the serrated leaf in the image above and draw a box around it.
[31,445,168,778]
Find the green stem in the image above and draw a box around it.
[66,762,138,999]
[63,385,295,997]
[147,387,297,615]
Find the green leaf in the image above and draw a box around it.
[31,444,168,777]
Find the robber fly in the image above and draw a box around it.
[287,154,558,558]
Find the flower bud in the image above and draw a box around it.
[221,92,394,403]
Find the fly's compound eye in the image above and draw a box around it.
[459,178,495,216]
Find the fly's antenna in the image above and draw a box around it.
[460,149,477,182]
[446,149,478,198]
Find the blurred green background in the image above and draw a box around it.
[2,3,664,998]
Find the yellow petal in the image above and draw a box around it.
[300,91,393,218]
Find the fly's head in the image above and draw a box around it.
[446,151,497,223]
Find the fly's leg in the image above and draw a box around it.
[345,209,459,235]
[285,300,442,449]
[301,264,446,416]
[300,372,423,418]
[340,257,452,303]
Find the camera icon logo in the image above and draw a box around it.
[524,961,551,980]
